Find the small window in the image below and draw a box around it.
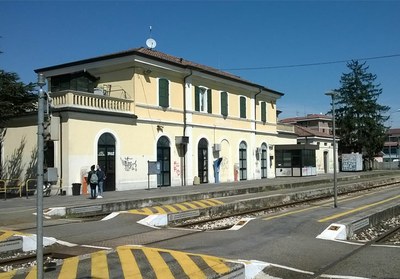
[240,96,246,119]
[261,102,267,122]
[158,78,169,108]
[221,91,228,116]
[195,86,212,113]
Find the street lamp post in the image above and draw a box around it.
[36,73,46,279]
[388,109,400,169]
[325,91,338,208]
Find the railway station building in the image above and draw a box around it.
[2,47,304,195]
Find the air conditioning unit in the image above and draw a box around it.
[213,144,221,152]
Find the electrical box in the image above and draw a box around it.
[44,168,58,183]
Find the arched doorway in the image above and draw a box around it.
[239,141,247,180]
[157,136,171,187]
[97,133,116,191]
[198,138,209,183]
[261,143,268,178]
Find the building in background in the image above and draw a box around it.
[279,114,337,174]
[382,128,400,162]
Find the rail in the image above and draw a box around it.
[0,178,64,200]
[50,90,134,113]
[0,179,24,200]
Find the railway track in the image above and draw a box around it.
[174,181,400,231]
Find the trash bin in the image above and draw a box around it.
[72,183,81,196]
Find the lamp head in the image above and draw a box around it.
[37,73,46,87]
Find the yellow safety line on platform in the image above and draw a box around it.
[318,194,400,223]
[164,204,179,213]
[170,250,206,279]
[263,206,318,221]
[91,250,109,279]
[117,246,142,279]
[25,265,36,279]
[0,270,16,279]
[0,231,14,241]
[58,256,79,279]
[128,199,224,215]
[263,190,388,221]
[142,247,175,279]
[181,201,198,209]
[174,203,190,211]
[153,206,167,214]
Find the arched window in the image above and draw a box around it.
[261,143,268,178]
[239,141,247,180]
[198,138,209,183]
[157,136,171,186]
[98,133,116,191]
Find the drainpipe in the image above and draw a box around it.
[182,69,193,186]
[254,88,262,131]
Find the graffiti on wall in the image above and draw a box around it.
[121,157,138,172]
[174,161,180,176]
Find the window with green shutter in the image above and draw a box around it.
[159,78,169,108]
[195,86,212,113]
[240,96,246,119]
[221,91,228,116]
[207,89,212,113]
[261,102,266,123]
[195,86,200,112]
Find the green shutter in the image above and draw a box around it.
[221,91,228,116]
[207,89,212,113]
[159,79,169,108]
[261,102,266,122]
[195,87,200,111]
[240,96,246,118]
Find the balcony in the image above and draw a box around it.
[50,90,134,114]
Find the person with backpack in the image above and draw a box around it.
[87,165,98,199]
[96,165,106,198]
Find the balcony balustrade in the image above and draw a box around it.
[50,90,134,113]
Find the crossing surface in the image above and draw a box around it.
[128,199,224,215]
[3,245,244,279]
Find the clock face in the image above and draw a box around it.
[146,38,157,49]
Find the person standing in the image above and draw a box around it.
[87,165,98,199]
[96,165,106,198]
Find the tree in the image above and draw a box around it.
[0,70,36,126]
[334,60,389,167]
[0,70,36,177]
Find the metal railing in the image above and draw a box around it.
[0,179,24,200]
[0,178,64,200]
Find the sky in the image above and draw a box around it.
[1,0,400,126]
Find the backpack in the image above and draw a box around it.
[90,171,98,184]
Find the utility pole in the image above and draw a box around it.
[36,73,46,279]
[325,91,338,208]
